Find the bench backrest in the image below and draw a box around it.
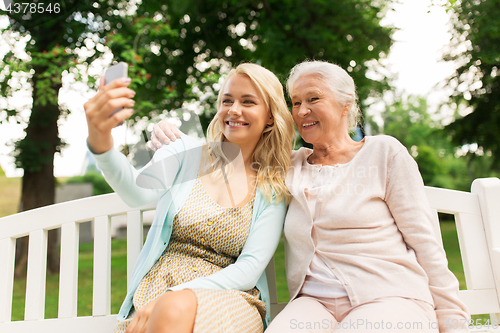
[1,178,499,333]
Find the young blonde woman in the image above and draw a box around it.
[83,63,294,333]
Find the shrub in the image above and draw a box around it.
[66,171,113,196]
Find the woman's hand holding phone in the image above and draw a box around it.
[84,74,136,154]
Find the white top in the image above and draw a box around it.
[300,161,348,298]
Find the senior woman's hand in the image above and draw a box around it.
[83,77,136,154]
[150,120,182,151]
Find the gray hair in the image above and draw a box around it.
[287,60,361,132]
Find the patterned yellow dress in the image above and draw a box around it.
[115,177,266,333]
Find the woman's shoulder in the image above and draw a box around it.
[291,147,311,165]
[366,134,404,146]
[253,187,287,217]
[365,135,407,154]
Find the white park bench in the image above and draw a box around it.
[0,177,499,332]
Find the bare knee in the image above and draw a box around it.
[147,290,197,332]
[158,290,196,318]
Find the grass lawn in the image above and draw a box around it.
[10,220,489,323]
[0,175,21,218]
[11,232,129,320]
[0,175,70,219]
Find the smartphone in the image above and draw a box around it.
[104,62,128,118]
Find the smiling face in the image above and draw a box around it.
[291,75,348,145]
[217,74,274,149]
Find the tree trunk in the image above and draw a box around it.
[14,65,62,277]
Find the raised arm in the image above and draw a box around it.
[84,77,185,207]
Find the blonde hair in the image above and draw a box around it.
[287,60,362,133]
[206,63,295,204]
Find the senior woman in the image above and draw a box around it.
[151,60,470,332]
[266,61,470,333]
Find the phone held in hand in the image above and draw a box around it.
[104,62,129,119]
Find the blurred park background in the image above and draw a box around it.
[0,0,499,321]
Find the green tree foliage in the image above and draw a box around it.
[381,96,446,186]
[0,0,138,275]
[443,0,500,165]
[378,96,500,190]
[103,14,182,120]
[382,97,440,149]
[108,0,394,131]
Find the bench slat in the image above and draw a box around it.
[459,289,500,315]
[0,194,156,240]
[456,212,495,290]
[426,187,481,216]
[0,237,15,323]
[270,302,287,321]
[93,216,111,316]
[25,229,48,321]
[58,222,79,318]
[265,257,278,305]
[473,179,500,309]
[0,315,117,333]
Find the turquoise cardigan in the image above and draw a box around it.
[91,135,286,327]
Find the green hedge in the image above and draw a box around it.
[66,170,113,196]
